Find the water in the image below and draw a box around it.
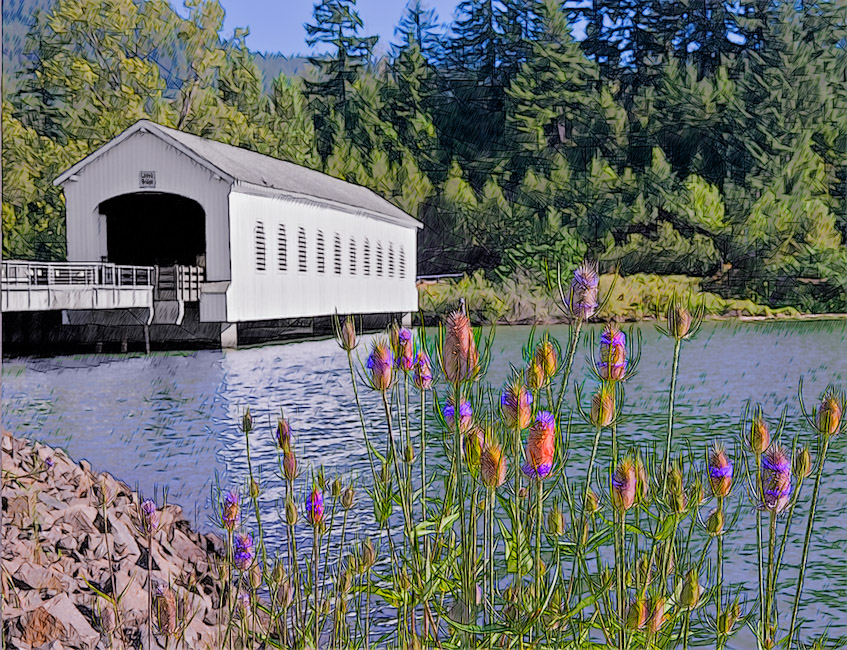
[4,320,847,647]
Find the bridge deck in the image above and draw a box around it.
[2,261,155,313]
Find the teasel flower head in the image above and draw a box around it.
[154,584,178,636]
[612,457,637,512]
[331,477,342,498]
[817,390,843,436]
[443,398,473,433]
[442,310,479,383]
[667,465,686,513]
[523,411,556,480]
[589,387,615,428]
[526,358,546,391]
[361,539,376,571]
[249,478,260,499]
[680,568,700,608]
[342,485,355,510]
[241,408,253,435]
[237,591,251,618]
[635,455,650,502]
[708,444,733,498]
[569,260,599,320]
[648,598,666,633]
[480,443,507,489]
[706,507,725,536]
[336,315,357,352]
[597,324,627,381]
[413,350,433,390]
[535,338,558,380]
[666,295,693,340]
[547,502,565,536]
[141,499,159,536]
[584,488,600,514]
[233,533,254,571]
[501,377,533,430]
[277,576,295,610]
[395,328,415,372]
[761,445,792,513]
[285,496,298,525]
[750,412,770,455]
[463,426,484,474]
[276,417,292,450]
[367,338,393,391]
[222,491,239,532]
[718,601,741,635]
[283,447,297,482]
[794,446,812,480]
[307,486,324,527]
[626,596,649,630]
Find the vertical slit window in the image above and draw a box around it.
[255,221,266,271]
[298,227,307,272]
[364,239,371,276]
[277,224,287,272]
[388,243,395,278]
[334,233,342,274]
[377,242,383,277]
[316,230,325,274]
[349,237,357,275]
[399,245,406,279]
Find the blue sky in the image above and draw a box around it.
[171,0,464,56]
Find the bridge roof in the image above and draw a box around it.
[54,120,422,230]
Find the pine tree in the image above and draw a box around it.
[304,0,378,162]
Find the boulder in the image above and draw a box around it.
[41,594,99,650]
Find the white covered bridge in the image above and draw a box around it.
[3,120,421,350]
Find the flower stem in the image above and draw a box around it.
[789,435,831,648]
[662,338,682,485]
[554,319,583,423]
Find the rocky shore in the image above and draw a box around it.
[1,431,230,649]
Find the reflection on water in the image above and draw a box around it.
[4,320,846,647]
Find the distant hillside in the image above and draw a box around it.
[2,0,313,97]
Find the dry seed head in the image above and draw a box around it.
[584,488,599,514]
[249,478,260,499]
[443,310,479,383]
[100,606,116,633]
[535,339,557,379]
[340,317,357,351]
[154,585,178,636]
[283,449,297,482]
[526,358,546,391]
[331,478,342,498]
[285,496,298,525]
[242,409,253,434]
[342,485,355,510]
[250,564,262,590]
[361,539,376,569]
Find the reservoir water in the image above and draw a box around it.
[4,320,846,647]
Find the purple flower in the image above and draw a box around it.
[396,328,415,371]
[443,400,473,433]
[570,261,599,320]
[367,340,393,391]
[413,351,433,390]
[222,491,239,531]
[233,533,254,570]
[44,457,54,470]
[307,487,324,526]
[141,499,159,535]
[761,447,792,513]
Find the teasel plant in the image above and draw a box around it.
[789,383,845,647]
[656,292,705,483]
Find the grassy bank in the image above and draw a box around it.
[418,271,805,325]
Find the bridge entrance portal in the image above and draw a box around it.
[101,193,206,267]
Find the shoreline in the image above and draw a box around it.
[1,430,230,649]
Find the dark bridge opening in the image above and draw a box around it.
[101,193,205,267]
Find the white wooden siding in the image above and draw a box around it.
[227,191,418,321]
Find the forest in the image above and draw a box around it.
[3,0,847,312]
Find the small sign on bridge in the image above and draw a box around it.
[139,170,156,188]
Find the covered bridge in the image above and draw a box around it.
[51,120,421,348]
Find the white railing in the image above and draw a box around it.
[1,261,155,288]
[154,265,204,302]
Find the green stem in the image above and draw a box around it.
[755,454,765,636]
[662,338,682,485]
[243,424,268,571]
[534,479,544,624]
[716,496,724,621]
[788,435,831,648]
[554,319,583,423]
[347,351,378,483]
[566,425,602,604]
[765,510,777,639]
